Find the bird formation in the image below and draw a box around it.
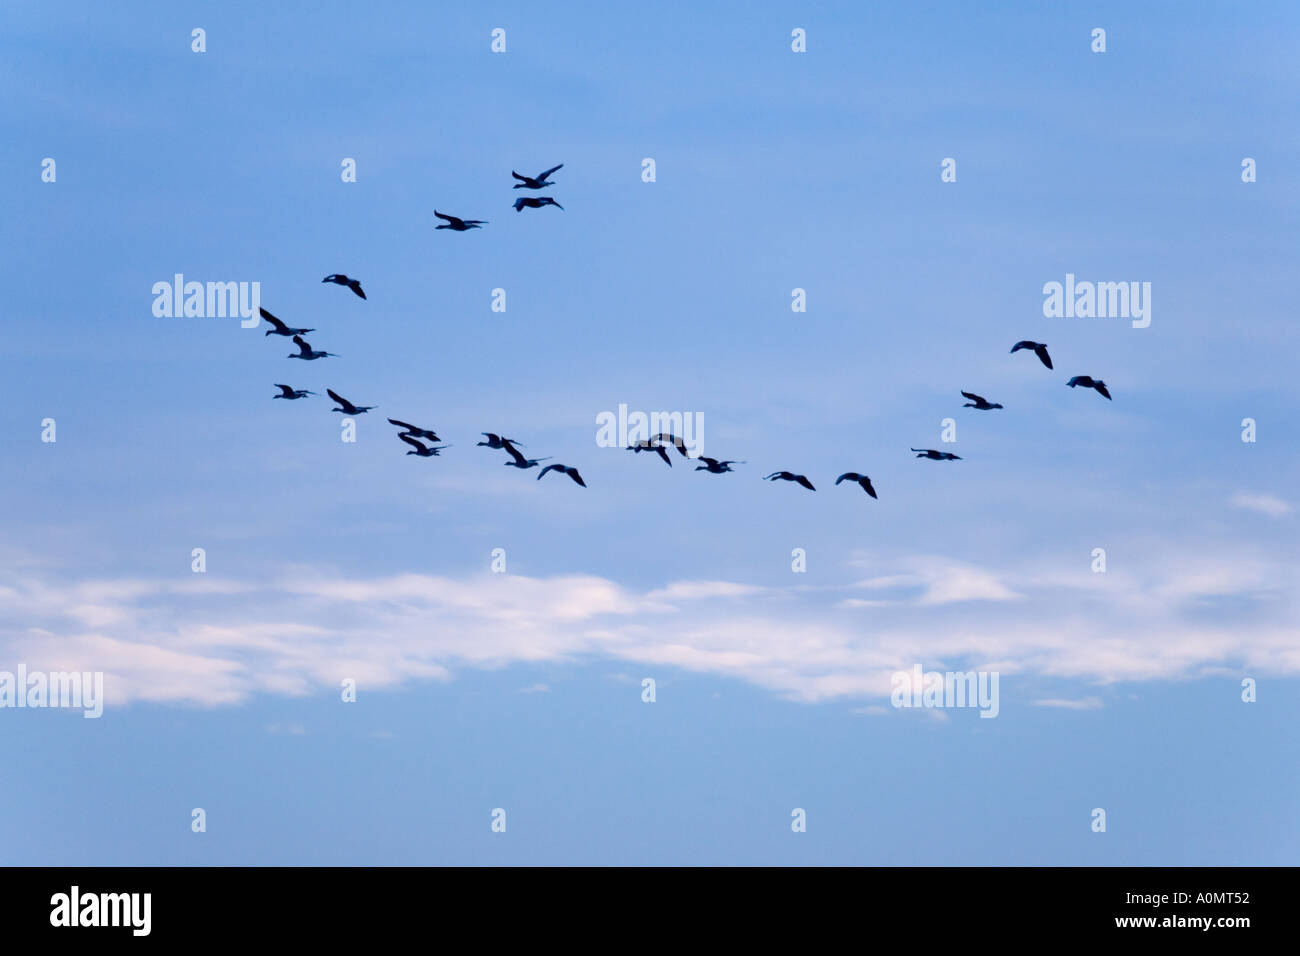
[259,163,1112,497]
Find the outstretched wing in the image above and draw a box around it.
[1095,383,1112,400]
[388,419,416,431]
[511,171,528,182]
[537,464,560,479]
[326,389,349,408]
[399,433,427,452]
[961,391,981,402]
[292,335,311,355]
[863,478,877,499]
[796,475,815,491]
[503,440,527,466]
[568,468,586,487]
[1035,345,1053,369]
[274,384,294,397]
[835,473,855,484]
[537,163,563,180]
[260,309,287,330]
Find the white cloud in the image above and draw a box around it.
[1230,492,1293,518]
[1032,697,1104,710]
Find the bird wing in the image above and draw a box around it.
[274,384,293,397]
[292,335,311,355]
[537,464,560,479]
[434,210,456,223]
[835,473,854,484]
[503,442,527,466]
[961,391,981,402]
[1096,383,1112,400]
[568,469,586,487]
[261,309,286,330]
[326,389,352,410]
[513,199,526,211]
[537,164,563,180]
[351,283,366,299]
[399,433,426,451]
[655,446,671,466]
[796,475,815,490]
[388,419,416,431]
[864,479,877,498]
[511,171,528,182]
[1035,345,1052,368]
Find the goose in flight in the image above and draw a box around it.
[1067,376,1112,400]
[764,471,816,491]
[400,434,450,457]
[322,274,366,299]
[628,441,672,466]
[327,389,376,415]
[652,433,693,458]
[272,384,315,400]
[512,164,563,189]
[835,473,878,498]
[912,448,962,460]
[434,210,487,231]
[961,391,1003,410]
[513,196,563,212]
[503,443,550,470]
[538,463,587,487]
[477,433,523,450]
[388,418,440,442]
[695,457,744,474]
[288,335,336,360]
[260,308,313,337]
[1010,340,1053,369]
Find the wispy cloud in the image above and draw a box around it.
[1032,697,1104,710]
[1230,492,1293,518]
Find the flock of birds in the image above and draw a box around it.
[260,164,1115,498]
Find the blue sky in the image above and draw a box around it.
[1,0,1297,864]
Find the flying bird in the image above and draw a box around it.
[503,443,550,470]
[388,418,440,442]
[326,389,376,415]
[764,471,816,491]
[272,384,314,400]
[628,441,672,466]
[912,448,962,460]
[477,433,523,450]
[835,473,878,498]
[652,433,693,458]
[538,463,586,487]
[260,308,313,337]
[288,335,336,360]
[399,434,450,457]
[512,163,563,189]
[961,391,1003,410]
[1067,376,1112,400]
[322,274,366,299]
[1010,340,1053,369]
[695,457,744,474]
[434,210,487,231]
[513,196,563,212]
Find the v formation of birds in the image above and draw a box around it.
[267,165,1112,496]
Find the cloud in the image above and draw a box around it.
[1230,492,1293,518]
[1032,697,1104,710]
[1,549,1296,709]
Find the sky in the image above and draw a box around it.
[1,0,1297,865]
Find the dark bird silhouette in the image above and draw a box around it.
[538,463,586,487]
[327,389,376,415]
[835,473,878,498]
[260,308,313,337]
[288,335,336,360]
[695,457,744,474]
[322,274,366,299]
[434,210,487,231]
[503,442,550,470]
[512,163,563,189]
[1010,340,1053,369]
[764,471,816,491]
[652,433,693,458]
[513,196,563,212]
[477,433,523,450]
[1067,376,1112,400]
[400,434,450,457]
[961,390,1003,410]
[272,384,314,400]
[388,418,440,442]
[912,448,962,460]
[628,441,672,466]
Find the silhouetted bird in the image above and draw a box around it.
[764,471,815,491]
[272,384,314,400]
[512,164,563,189]
[695,457,744,474]
[912,448,962,460]
[503,443,550,470]
[327,389,375,415]
[513,196,563,212]
[288,335,336,360]
[835,473,878,498]
[478,433,522,450]
[435,210,487,231]
[1010,340,1053,369]
[1067,376,1112,400]
[400,434,450,457]
[388,418,440,442]
[322,274,366,299]
[628,441,672,466]
[961,391,1003,410]
[260,308,313,337]
[538,463,586,487]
